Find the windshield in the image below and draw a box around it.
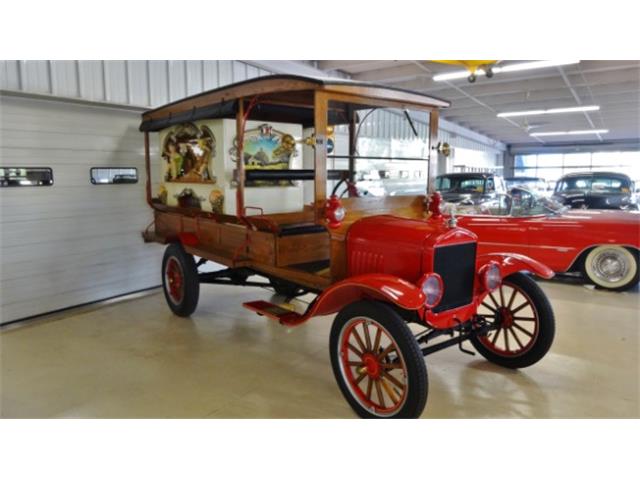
[510,189,567,216]
[555,175,630,193]
[445,189,567,217]
[436,175,486,194]
[329,105,430,198]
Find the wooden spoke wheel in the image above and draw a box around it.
[165,257,184,304]
[471,272,555,369]
[330,301,428,419]
[162,243,199,317]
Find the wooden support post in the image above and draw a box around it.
[144,131,153,208]
[427,109,439,194]
[347,106,357,182]
[236,98,245,217]
[314,92,328,222]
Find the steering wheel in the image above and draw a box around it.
[332,177,368,198]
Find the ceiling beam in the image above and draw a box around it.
[557,65,604,142]
[388,63,640,96]
[351,64,425,83]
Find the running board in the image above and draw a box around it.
[243,300,303,324]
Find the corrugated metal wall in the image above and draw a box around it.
[0,60,272,108]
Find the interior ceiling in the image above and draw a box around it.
[314,60,640,147]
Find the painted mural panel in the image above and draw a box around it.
[158,121,224,213]
[230,123,298,187]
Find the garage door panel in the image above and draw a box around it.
[0,97,142,127]
[2,231,158,265]
[0,94,163,323]
[1,129,142,152]
[1,269,160,322]
[2,214,151,247]
[1,257,160,303]
[1,113,143,137]
[1,146,146,165]
[0,202,150,223]
[1,242,162,283]
[0,186,145,207]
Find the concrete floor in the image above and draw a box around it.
[1,277,638,418]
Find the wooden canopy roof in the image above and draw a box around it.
[139,74,450,132]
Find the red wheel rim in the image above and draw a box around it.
[338,317,408,416]
[476,282,539,357]
[165,257,184,305]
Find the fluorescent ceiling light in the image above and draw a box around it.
[498,105,599,118]
[530,129,609,137]
[433,60,580,82]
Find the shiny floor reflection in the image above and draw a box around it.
[1,277,638,418]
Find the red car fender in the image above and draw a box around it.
[307,274,426,318]
[477,253,555,280]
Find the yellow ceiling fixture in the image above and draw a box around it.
[431,60,580,83]
[431,60,498,83]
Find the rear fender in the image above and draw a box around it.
[307,274,425,318]
[477,253,554,280]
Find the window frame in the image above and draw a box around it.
[0,166,54,187]
[89,167,139,185]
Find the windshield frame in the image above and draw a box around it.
[447,189,568,218]
[435,174,489,195]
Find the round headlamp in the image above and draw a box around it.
[420,273,444,309]
[481,262,502,292]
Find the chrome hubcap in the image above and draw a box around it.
[592,250,628,283]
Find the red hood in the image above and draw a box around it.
[346,215,477,282]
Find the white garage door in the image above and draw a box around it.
[0,93,163,324]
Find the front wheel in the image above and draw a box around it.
[330,301,428,419]
[471,272,555,369]
[582,245,639,291]
[162,243,199,317]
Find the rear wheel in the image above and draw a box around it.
[330,301,428,419]
[582,245,639,291]
[471,273,555,369]
[162,243,199,317]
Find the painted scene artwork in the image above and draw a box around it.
[231,123,297,186]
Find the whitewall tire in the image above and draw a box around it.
[582,246,639,291]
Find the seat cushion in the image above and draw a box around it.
[279,223,327,237]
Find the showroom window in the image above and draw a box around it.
[514,150,640,186]
[90,167,138,185]
[453,148,500,171]
[0,167,54,187]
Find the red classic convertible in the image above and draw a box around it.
[447,190,640,291]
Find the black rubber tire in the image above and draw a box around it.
[270,278,304,298]
[329,300,428,419]
[470,272,555,369]
[581,246,639,292]
[161,243,200,317]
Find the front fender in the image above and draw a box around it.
[477,253,554,279]
[308,274,425,318]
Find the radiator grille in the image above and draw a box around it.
[432,242,477,313]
